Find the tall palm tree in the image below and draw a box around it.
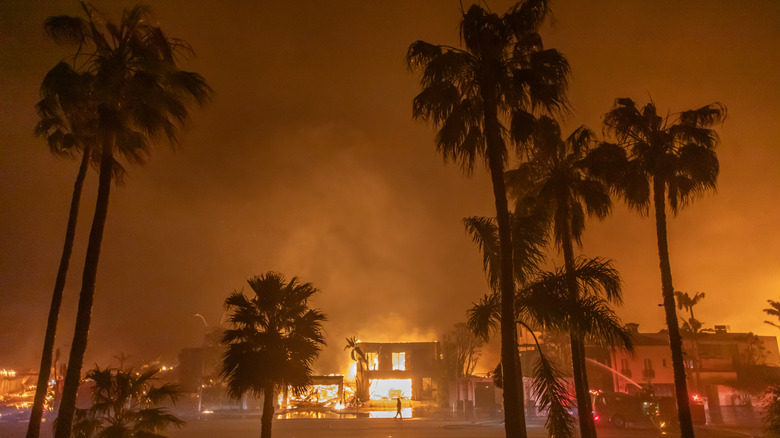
[26,61,99,438]
[601,97,726,438]
[221,272,327,438]
[505,117,614,438]
[43,5,211,437]
[407,4,568,434]
[71,366,183,438]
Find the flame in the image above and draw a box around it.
[368,378,411,400]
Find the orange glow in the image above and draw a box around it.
[368,378,411,400]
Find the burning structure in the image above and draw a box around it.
[354,342,440,401]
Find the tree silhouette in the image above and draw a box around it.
[468,257,632,438]
[406,2,568,435]
[764,300,780,330]
[26,61,99,438]
[675,291,706,321]
[600,97,726,438]
[465,201,631,438]
[442,323,484,379]
[221,272,326,438]
[344,337,368,404]
[505,117,614,438]
[42,4,211,437]
[71,366,183,438]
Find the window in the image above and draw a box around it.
[366,352,379,370]
[643,359,655,379]
[619,358,632,377]
[392,352,406,370]
[422,377,432,394]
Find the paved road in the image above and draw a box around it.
[0,418,763,438]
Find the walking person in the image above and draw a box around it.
[394,397,402,419]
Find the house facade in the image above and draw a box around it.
[604,324,780,406]
[355,341,440,401]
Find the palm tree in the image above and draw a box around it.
[406,3,568,435]
[505,117,614,438]
[43,5,211,437]
[601,97,726,438]
[675,291,705,321]
[464,204,631,438]
[71,366,183,438]
[344,337,369,405]
[765,300,780,330]
[221,272,327,438]
[26,61,98,438]
[468,257,633,438]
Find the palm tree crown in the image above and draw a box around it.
[221,272,327,400]
[44,3,211,168]
[600,98,726,212]
[764,300,780,331]
[507,116,611,248]
[407,2,569,172]
[71,366,183,438]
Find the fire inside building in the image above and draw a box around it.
[354,342,440,401]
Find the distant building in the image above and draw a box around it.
[355,342,440,401]
[601,324,780,407]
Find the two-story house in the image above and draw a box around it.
[355,341,440,401]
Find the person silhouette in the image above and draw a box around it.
[394,397,402,419]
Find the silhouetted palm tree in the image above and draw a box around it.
[43,5,211,437]
[221,272,326,438]
[600,97,726,438]
[344,337,369,404]
[26,61,98,438]
[71,366,183,438]
[406,3,568,435]
[675,291,705,322]
[468,257,632,438]
[675,292,708,394]
[765,300,780,331]
[505,117,613,438]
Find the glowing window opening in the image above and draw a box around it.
[366,352,379,370]
[392,352,406,370]
[368,378,412,400]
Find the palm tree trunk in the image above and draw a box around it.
[482,87,525,438]
[26,148,90,438]
[562,234,596,438]
[261,384,275,438]
[54,142,113,438]
[653,180,695,438]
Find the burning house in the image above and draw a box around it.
[354,342,440,401]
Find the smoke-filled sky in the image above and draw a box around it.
[1,1,779,375]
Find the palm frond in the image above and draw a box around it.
[532,355,575,438]
[467,293,501,341]
[44,15,89,45]
[464,216,501,292]
[572,256,623,304]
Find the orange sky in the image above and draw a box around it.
[1,1,779,374]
